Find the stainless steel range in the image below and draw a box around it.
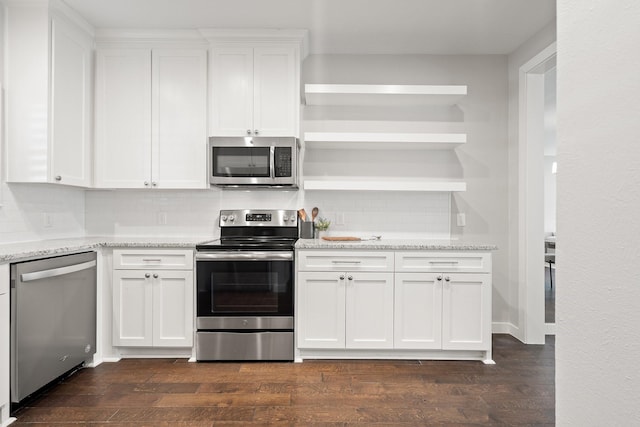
[195,209,297,361]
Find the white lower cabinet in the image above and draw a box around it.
[297,271,394,349]
[297,249,493,362]
[112,250,194,348]
[394,273,443,349]
[441,273,491,351]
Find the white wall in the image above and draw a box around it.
[557,1,640,424]
[507,20,557,332]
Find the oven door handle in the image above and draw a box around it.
[196,251,293,261]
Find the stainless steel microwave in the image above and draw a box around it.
[209,137,300,188]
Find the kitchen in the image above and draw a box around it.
[1,0,639,425]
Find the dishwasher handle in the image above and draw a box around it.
[20,260,97,283]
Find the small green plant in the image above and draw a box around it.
[315,217,331,231]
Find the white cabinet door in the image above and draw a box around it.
[297,272,345,349]
[50,14,93,187]
[5,4,93,187]
[394,273,442,349]
[345,272,394,349]
[253,46,297,137]
[209,45,298,137]
[442,273,491,351]
[112,270,153,346]
[209,46,254,136]
[95,49,152,188]
[152,49,208,189]
[153,270,194,347]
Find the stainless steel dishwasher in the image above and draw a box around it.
[10,251,97,403]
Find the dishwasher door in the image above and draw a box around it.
[10,251,97,403]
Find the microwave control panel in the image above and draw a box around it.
[274,147,292,177]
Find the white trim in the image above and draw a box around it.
[545,323,556,335]
[518,42,557,344]
[199,28,309,59]
[492,321,520,337]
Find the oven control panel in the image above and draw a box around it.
[219,209,298,227]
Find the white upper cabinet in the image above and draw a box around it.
[95,47,207,189]
[5,2,93,187]
[95,49,152,188]
[210,44,298,137]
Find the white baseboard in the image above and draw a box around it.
[492,321,519,336]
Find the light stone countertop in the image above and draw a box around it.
[0,236,216,263]
[295,238,497,251]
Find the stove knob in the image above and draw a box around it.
[221,215,227,222]
[228,215,236,222]
[283,215,289,221]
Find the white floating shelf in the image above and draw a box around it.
[303,177,467,192]
[304,84,467,106]
[304,132,466,150]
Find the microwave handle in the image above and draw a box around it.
[269,146,275,179]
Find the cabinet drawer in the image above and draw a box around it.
[113,249,194,270]
[297,250,394,272]
[395,252,491,273]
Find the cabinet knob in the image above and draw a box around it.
[247,129,252,135]
[144,181,149,186]
[254,129,259,135]
[339,275,345,280]
[347,275,353,281]
[54,175,62,181]
[145,273,151,278]
[444,276,450,282]
[152,182,157,187]
[153,273,159,279]
[437,275,443,281]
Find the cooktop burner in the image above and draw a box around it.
[196,209,299,251]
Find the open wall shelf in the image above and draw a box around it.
[304,132,466,150]
[303,177,467,192]
[304,84,467,107]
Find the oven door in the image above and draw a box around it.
[196,251,294,319]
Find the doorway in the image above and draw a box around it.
[518,42,557,344]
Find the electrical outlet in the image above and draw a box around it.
[158,212,167,225]
[456,213,466,227]
[43,212,53,228]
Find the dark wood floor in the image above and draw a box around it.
[11,334,555,426]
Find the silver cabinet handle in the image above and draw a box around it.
[254,129,259,135]
[429,260,460,264]
[331,260,362,264]
[347,275,353,281]
[145,273,150,278]
[144,181,149,186]
[54,175,62,181]
[20,260,96,282]
[152,182,157,187]
[445,276,451,282]
[246,129,252,135]
[437,275,443,281]
[153,273,158,278]
[142,258,162,262]
[339,275,345,280]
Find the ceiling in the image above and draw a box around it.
[63,0,556,55]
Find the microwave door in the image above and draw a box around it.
[213,147,270,178]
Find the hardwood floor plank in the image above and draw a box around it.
[10,335,555,425]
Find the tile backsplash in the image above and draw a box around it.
[0,183,85,243]
[84,188,451,240]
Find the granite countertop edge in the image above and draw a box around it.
[295,239,498,251]
[0,236,216,263]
